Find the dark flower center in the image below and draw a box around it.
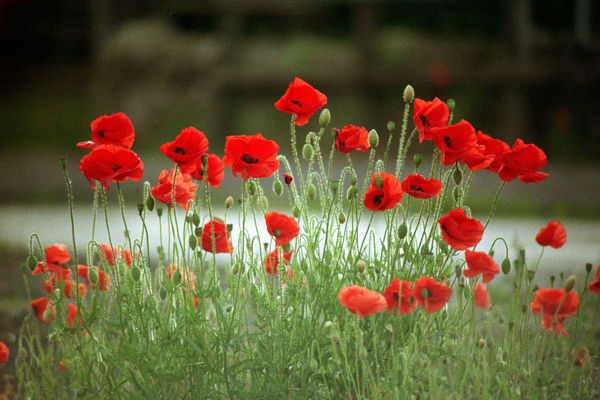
[419,114,429,127]
[174,147,186,155]
[291,100,303,108]
[372,194,384,204]
[112,165,121,172]
[97,130,106,137]
[241,153,259,164]
[421,288,431,298]
[443,136,453,149]
[410,185,424,192]
[393,292,399,300]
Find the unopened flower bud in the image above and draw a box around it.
[527,269,535,282]
[324,320,333,329]
[137,203,144,214]
[307,184,316,201]
[368,129,379,147]
[189,234,198,250]
[225,196,234,209]
[338,212,346,224]
[194,226,202,237]
[356,260,366,274]
[564,275,576,292]
[130,266,141,281]
[282,242,292,253]
[374,174,384,190]
[88,267,98,285]
[350,176,357,186]
[447,99,455,112]
[330,180,339,193]
[453,167,463,185]
[258,196,269,210]
[397,222,408,240]
[159,286,167,300]
[302,143,314,160]
[231,265,239,274]
[292,205,301,219]
[387,121,396,131]
[413,153,423,167]
[156,207,163,217]
[273,180,283,196]
[145,194,155,211]
[247,181,256,196]
[192,212,201,226]
[403,84,415,103]
[585,262,593,274]
[478,338,486,349]
[550,275,555,286]
[27,255,37,271]
[319,108,331,128]
[347,186,358,200]
[501,258,511,275]
[453,186,462,202]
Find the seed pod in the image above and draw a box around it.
[307,184,316,201]
[319,108,331,128]
[137,203,144,214]
[387,121,396,131]
[413,153,423,167]
[453,167,463,185]
[585,262,593,274]
[403,85,415,103]
[225,196,234,209]
[356,260,366,274]
[273,180,283,196]
[27,255,37,271]
[501,258,511,275]
[338,212,346,224]
[397,223,408,240]
[564,275,576,292]
[446,99,455,112]
[130,266,141,281]
[368,129,379,147]
[189,234,198,250]
[526,269,535,282]
[156,207,163,217]
[302,144,314,161]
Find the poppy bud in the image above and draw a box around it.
[145,194,155,211]
[194,226,202,237]
[526,269,535,282]
[189,234,198,250]
[213,216,225,223]
[324,320,333,329]
[157,207,164,217]
[452,167,463,185]
[207,307,217,323]
[324,250,333,265]
[559,271,564,281]
[501,258,511,275]
[368,129,379,148]
[564,275,576,292]
[231,265,239,274]
[130,266,141,281]
[347,186,358,200]
[338,212,346,224]
[356,260,366,274]
[258,196,269,210]
[397,222,408,240]
[330,180,339,193]
[387,121,396,131]
[302,144,314,160]
[225,196,234,209]
[247,181,256,196]
[192,213,200,226]
[403,85,415,103]
[307,184,316,201]
[137,203,144,214]
[453,186,462,202]
[478,339,486,349]
[374,175,384,190]
[413,153,423,167]
[282,242,292,253]
[59,157,67,169]
[273,180,283,196]
[447,99,455,112]
[420,244,429,256]
[585,262,592,274]
[550,275,555,286]
[88,267,98,285]
[350,176,358,186]
[172,270,182,286]
[319,108,331,128]
[292,205,301,219]
[27,255,37,271]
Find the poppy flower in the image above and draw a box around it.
[498,139,549,183]
[383,278,416,315]
[77,112,135,150]
[265,211,300,246]
[588,264,600,294]
[159,127,210,174]
[265,248,293,275]
[430,120,478,166]
[223,134,280,180]
[474,281,491,309]
[0,341,8,363]
[400,174,442,199]
[190,153,224,187]
[200,219,234,253]
[281,268,306,287]
[337,285,387,318]
[59,360,72,372]
[463,250,500,283]
[32,244,72,275]
[334,125,370,153]
[67,303,79,327]
[31,296,55,323]
[78,265,110,290]
[274,77,327,126]
[413,97,450,143]
[151,168,197,209]
[283,173,293,185]
[79,144,144,190]
[459,145,494,171]
[530,287,579,337]
[476,131,510,173]
[571,346,591,368]
[363,173,404,211]
[438,208,484,251]
[99,243,132,266]
[413,276,453,314]
[535,221,567,249]
[43,276,87,299]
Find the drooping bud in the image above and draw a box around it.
[453,167,463,185]
[374,174,384,190]
[403,85,415,103]
[225,196,234,209]
[330,180,339,193]
[387,121,396,131]
[189,234,198,250]
[292,206,301,219]
[302,143,314,161]
[27,255,37,271]
[350,176,357,186]
[564,275,576,292]
[368,129,379,147]
[453,186,462,202]
[347,186,358,200]
[194,226,202,237]
[307,184,316,201]
[397,222,408,240]
[137,203,144,214]
[130,266,141,281]
[191,212,201,226]
[145,192,155,211]
[319,108,331,128]
[413,153,423,167]
[501,258,511,275]
[338,212,346,224]
[273,180,283,196]
[247,181,256,196]
[356,260,366,274]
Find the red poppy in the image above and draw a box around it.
[43,276,87,299]
[31,296,55,323]
[588,264,600,294]
[334,125,370,153]
[159,127,209,174]
[413,97,449,143]
[99,243,132,266]
[59,360,72,372]
[383,278,416,315]
[274,77,327,126]
[571,346,591,368]
[400,174,442,199]
[0,341,8,363]
[438,208,484,251]
[265,248,293,275]
[430,120,478,166]
[223,134,280,180]
[337,285,387,318]
[463,250,500,283]
[67,303,79,327]
[283,173,293,185]
[476,131,510,173]
[77,112,135,150]
[498,139,549,183]
[151,168,197,209]
[78,265,110,290]
[281,268,305,287]
[79,144,144,190]
[459,145,494,171]
[474,281,491,309]
[530,287,579,337]
[535,221,566,249]
[363,173,404,211]
[190,153,224,187]
[200,219,234,253]
[33,244,72,277]
[265,211,300,246]
[413,276,453,314]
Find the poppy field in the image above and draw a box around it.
[8,78,600,398]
